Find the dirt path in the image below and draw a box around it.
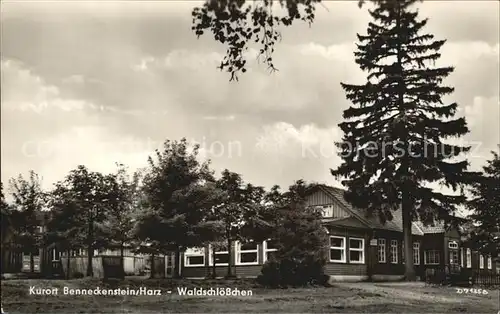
[334,282,493,304]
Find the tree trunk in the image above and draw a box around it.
[402,195,416,281]
[1,249,6,274]
[211,245,217,279]
[395,0,416,282]
[226,238,234,278]
[120,243,125,278]
[66,249,71,279]
[150,253,155,279]
[174,249,181,278]
[367,233,373,281]
[86,244,93,277]
[86,218,94,277]
[30,252,34,273]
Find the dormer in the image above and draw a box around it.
[306,188,351,219]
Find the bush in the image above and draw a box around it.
[73,271,84,278]
[255,181,329,288]
[257,258,327,288]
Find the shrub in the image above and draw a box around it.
[72,271,84,278]
[256,181,329,288]
[257,257,327,288]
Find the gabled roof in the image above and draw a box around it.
[310,184,428,235]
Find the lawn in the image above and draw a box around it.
[1,278,498,313]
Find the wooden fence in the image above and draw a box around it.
[425,267,499,288]
[473,273,500,287]
[60,255,161,279]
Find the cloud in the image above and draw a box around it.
[202,115,236,121]
[1,59,92,114]
[1,1,498,193]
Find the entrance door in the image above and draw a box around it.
[165,253,175,278]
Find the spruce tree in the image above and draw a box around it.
[468,152,500,255]
[332,0,471,280]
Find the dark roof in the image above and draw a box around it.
[313,184,441,236]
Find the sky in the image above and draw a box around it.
[1,0,499,200]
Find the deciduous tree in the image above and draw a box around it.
[211,170,265,278]
[47,182,86,278]
[9,171,46,273]
[192,0,380,81]
[103,164,143,277]
[136,138,215,278]
[54,166,111,277]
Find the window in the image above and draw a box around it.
[209,244,230,266]
[466,248,472,268]
[184,247,205,267]
[349,238,364,264]
[378,239,386,263]
[321,205,333,217]
[450,250,459,265]
[330,236,346,263]
[425,250,440,265]
[460,248,464,267]
[390,240,398,264]
[448,241,458,249]
[479,255,484,269]
[487,256,492,269]
[236,241,258,265]
[263,239,278,263]
[413,242,420,265]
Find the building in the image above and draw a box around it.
[180,184,497,280]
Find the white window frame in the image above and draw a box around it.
[348,238,365,264]
[487,256,492,269]
[263,240,278,263]
[460,248,464,267]
[235,241,259,266]
[378,238,386,263]
[184,247,206,267]
[479,255,484,269]
[329,236,346,263]
[466,248,472,268]
[425,250,440,265]
[390,240,398,264]
[448,241,458,249]
[413,242,420,265]
[208,244,229,266]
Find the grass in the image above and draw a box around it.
[1,278,498,313]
